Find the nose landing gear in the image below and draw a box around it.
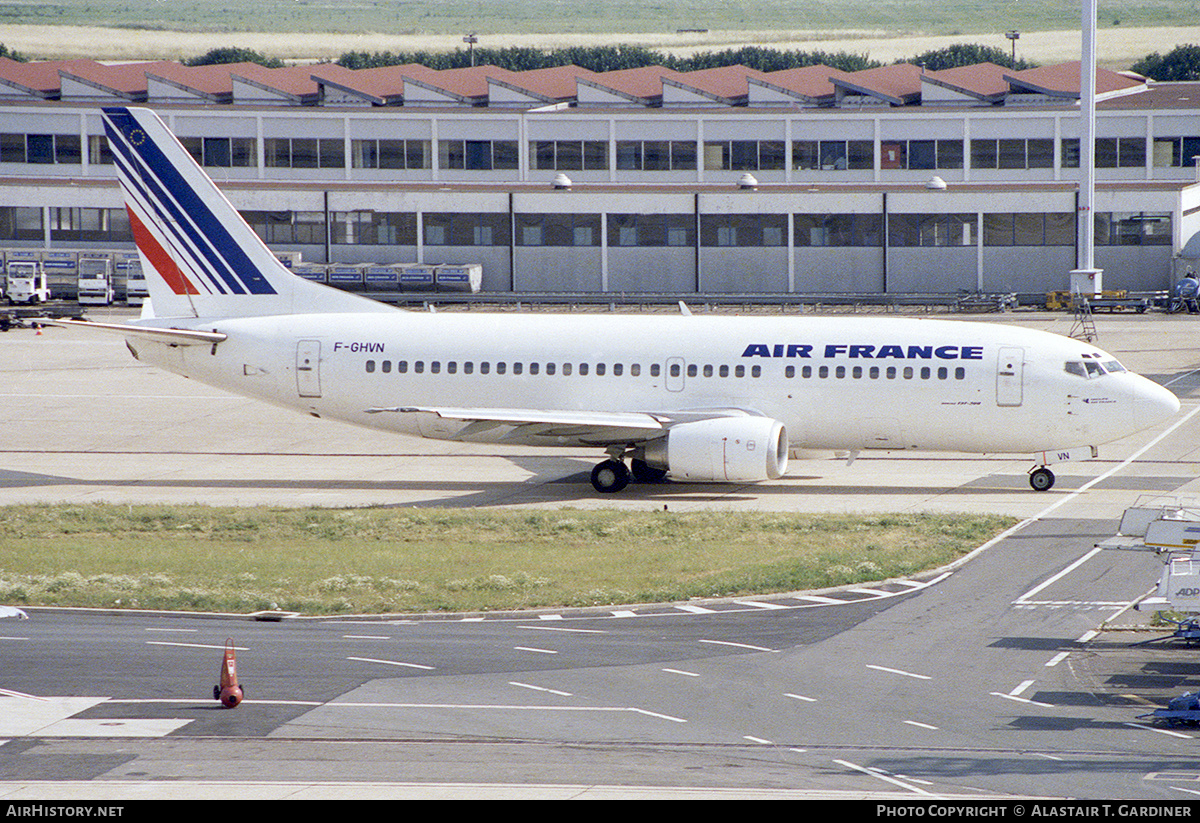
[1029,466,1055,492]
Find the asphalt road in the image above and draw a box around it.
[2,307,1200,800]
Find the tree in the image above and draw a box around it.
[1131,45,1200,81]
[0,43,27,62]
[907,43,1032,71]
[185,47,284,69]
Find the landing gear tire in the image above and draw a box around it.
[631,458,667,483]
[1029,467,1055,492]
[590,459,631,493]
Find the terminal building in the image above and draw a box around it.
[0,56,1197,299]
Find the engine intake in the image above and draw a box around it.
[644,417,788,483]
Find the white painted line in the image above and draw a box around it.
[866,664,930,680]
[662,668,700,677]
[834,759,934,796]
[343,635,391,640]
[144,627,197,633]
[744,736,773,744]
[1032,753,1064,762]
[1010,680,1035,697]
[146,641,247,651]
[698,639,776,653]
[611,610,636,618]
[518,625,605,634]
[347,657,435,670]
[509,682,572,697]
[629,708,688,723]
[991,691,1053,708]
[849,588,889,598]
[785,693,817,703]
[513,646,558,654]
[903,721,938,730]
[792,595,841,604]
[1077,630,1099,643]
[537,614,563,621]
[675,604,715,614]
[1045,652,1070,667]
[1126,721,1193,740]
[1018,547,1104,604]
[0,689,48,701]
[732,600,789,610]
[107,698,323,706]
[0,637,28,641]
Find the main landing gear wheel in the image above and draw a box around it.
[1029,467,1055,492]
[590,459,630,493]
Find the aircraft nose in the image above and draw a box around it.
[1133,377,1180,427]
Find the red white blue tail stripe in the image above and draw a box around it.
[102,107,277,298]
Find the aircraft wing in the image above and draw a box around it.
[364,405,760,445]
[37,317,227,346]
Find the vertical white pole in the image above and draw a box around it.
[1080,0,1097,273]
[1071,0,1103,295]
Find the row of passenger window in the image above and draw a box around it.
[363,359,968,381]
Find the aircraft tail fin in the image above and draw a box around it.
[101,106,394,319]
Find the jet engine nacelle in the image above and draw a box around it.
[646,417,789,482]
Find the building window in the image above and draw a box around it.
[516,213,601,246]
[1094,212,1172,246]
[0,206,44,241]
[180,136,257,168]
[607,214,695,247]
[615,140,696,171]
[983,213,1074,246]
[264,137,344,169]
[702,140,785,171]
[793,214,882,246]
[423,212,510,246]
[49,207,130,242]
[330,211,417,245]
[888,213,976,247]
[241,210,328,245]
[879,139,962,170]
[351,138,431,170]
[0,133,81,165]
[700,214,788,247]
[792,140,873,171]
[1061,137,1147,169]
[1152,137,1200,167]
[529,140,608,171]
[438,139,518,170]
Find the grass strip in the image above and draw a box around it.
[0,504,1015,615]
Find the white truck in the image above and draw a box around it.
[77,255,114,305]
[5,259,51,305]
[125,258,149,306]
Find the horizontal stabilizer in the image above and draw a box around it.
[37,317,227,346]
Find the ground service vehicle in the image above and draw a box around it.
[5,259,50,304]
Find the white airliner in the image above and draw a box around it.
[46,107,1181,493]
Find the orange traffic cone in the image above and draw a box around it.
[213,639,243,708]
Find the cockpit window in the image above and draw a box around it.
[1065,360,1108,379]
[1102,359,1126,373]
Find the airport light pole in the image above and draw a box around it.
[1005,30,1019,66]
[1071,0,1102,296]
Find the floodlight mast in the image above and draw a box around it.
[1074,0,1102,292]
